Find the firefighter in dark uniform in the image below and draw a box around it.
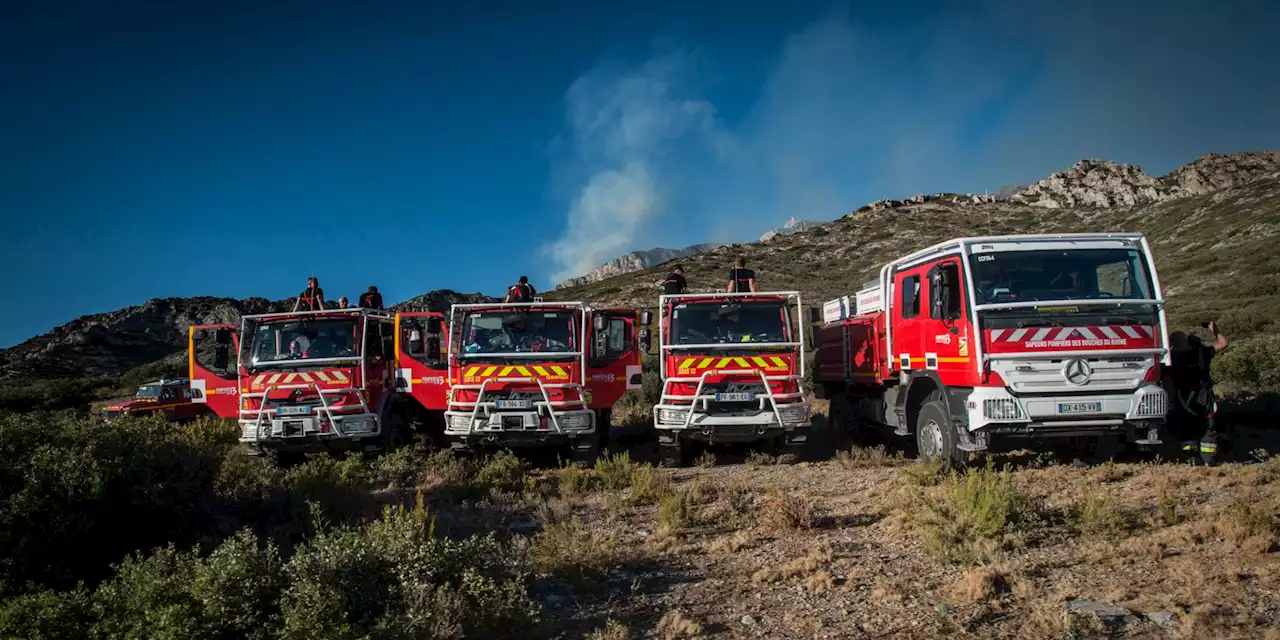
[359,286,384,309]
[505,276,536,303]
[293,277,325,311]
[663,266,687,295]
[1168,321,1229,464]
[727,257,757,293]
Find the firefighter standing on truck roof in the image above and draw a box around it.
[663,266,687,295]
[727,257,757,293]
[505,276,536,303]
[359,286,384,309]
[293,277,325,311]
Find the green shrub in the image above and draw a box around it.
[909,466,1040,565]
[1213,334,1280,392]
[595,452,635,491]
[474,451,527,494]
[0,587,94,640]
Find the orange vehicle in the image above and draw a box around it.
[439,301,648,465]
[189,308,404,463]
[101,377,205,423]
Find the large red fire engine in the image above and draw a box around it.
[653,291,816,466]
[438,301,648,465]
[814,233,1170,466]
[189,308,405,463]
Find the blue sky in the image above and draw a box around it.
[2,0,1278,347]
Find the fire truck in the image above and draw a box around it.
[101,377,204,423]
[653,292,816,466]
[440,301,648,466]
[814,233,1170,466]
[188,308,405,463]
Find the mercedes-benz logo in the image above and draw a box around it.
[1063,358,1093,385]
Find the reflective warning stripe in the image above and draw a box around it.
[989,326,1155,342]
[550,366,568,377]
[533,366,550,376]
[315,371,331,382]
[769,356,787,368]
[333,371,349,382]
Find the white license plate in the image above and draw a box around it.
[716,392,754,402]
[495,399,532,409]
[276,405,313,416]
[1057,402,1102,414]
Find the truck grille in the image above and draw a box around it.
[983,398,1023,421]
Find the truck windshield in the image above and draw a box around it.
[670,301,790,345]
[135,385,162,399]
[458,310,579,354]
[972,248,1155,305]
[247,318,361,365]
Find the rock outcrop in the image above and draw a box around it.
[759,217,821,243]
[390,290,497,313]
[1010,151,1280,209]
[555,243,725,290]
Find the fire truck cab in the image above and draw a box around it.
[654,292,816,466]
[442,301,647,466]
[189,308,406,462]
[391,311,451,443]
[815,233,1170,466]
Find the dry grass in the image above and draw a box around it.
[557,463,592,496]
[628,463,672,505]
[757,489,819,531]
[694,449,717,468]
[900,459,948,486]
[1065,491,1143,539]
[595,451,636,491]
[745,451,776,466]
[655,611,703,639]
[835,444,900,469]
[704,530,753,554]
[657,490,693,538]
[952,565,1013,605]
[527,512,626,584]
[586,620,631,640]
[1214,493,1279,553]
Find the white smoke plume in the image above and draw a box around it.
[544,1,1280,284]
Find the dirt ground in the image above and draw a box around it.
[444,409,1280,640]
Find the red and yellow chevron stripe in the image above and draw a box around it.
[461,364,571,384]
[675,355,790,376]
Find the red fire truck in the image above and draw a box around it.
[441,301,648,465]
[101,377,205,423]
[653,292,816,466]
[391,310,451,443]
[814,233,1170,466]
[189,308,405,463]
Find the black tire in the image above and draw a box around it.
[914,400,964,469]
[596,409,613,452]
[571,435,601,469]
[776,427,809,465]
[660,441,686,468]
[381,411,408,452]
[1083,434,1120,465]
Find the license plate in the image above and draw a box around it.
[716,392,754,402]
[1057,402,1102,414]
[276,405,313,416]
[495,399,532,409]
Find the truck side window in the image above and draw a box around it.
[900,275,921,319]
[381,321,396,358]
[364,323,383,360]
[930,263,963,320]
[607,318,630,355]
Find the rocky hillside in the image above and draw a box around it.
[555,243,725,290]
[0,290,492,382]
[759,216,821,242]
[1010,151,1280,208]
[548,151,1280,389]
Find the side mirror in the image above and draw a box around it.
[426,317,443,334]
[806,307,821,324]
[639,328,652,354]
[214,346,230,370]
[593,314,607,332]
[639,310,653,326]
[192,328,208,341]
[808,327,820,351]
[215,328,232,345]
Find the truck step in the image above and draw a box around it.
[957,442,987,452]
[893,427,909,437]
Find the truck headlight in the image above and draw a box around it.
[776,404,810,424]
[557,413,591,429]
[448,415,474,430]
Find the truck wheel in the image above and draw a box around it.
[596,410,613,452]
[776,427,809,465]
[571,435,601,469]
[660,441,686,468]
[915,401,964,469]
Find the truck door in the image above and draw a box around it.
[892,267,928,374]
[189,324,240,419]
[395,312,450,410]
[588,310,645,407]
[927,259,972,383]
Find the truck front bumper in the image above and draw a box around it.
[964,384,1167,440]
[653,402,810,441]
[238,413,381,451]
